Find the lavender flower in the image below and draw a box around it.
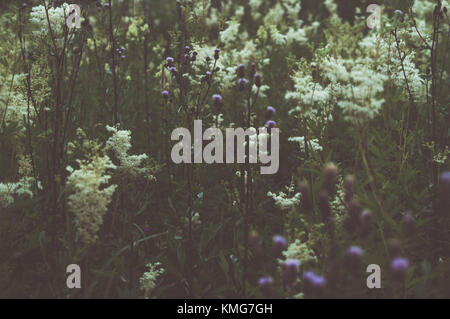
[394,10,403,15]
[166,57,174,66]
[237,64,245,78]
[390,257,409,280]
[304,271,326,294]
[169,66,177,76]
[258,277,273,286]
[346,246,363,268]
[266,120,276,129]
[162,90,169,99]
[272,235,287,257]
[253,73,262,87]
[266,106,276,115]
[212,94,222,107]
[282,259,301,284]
[237,78,247,91]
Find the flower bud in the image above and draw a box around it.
[258,277,274,297]
[304,271,326,297]
[346,246,363,269]
[299,181,312,212]
[162,90,169,99]
[214,48,220,60]
[390,257,409,281]
[282,259,301,285]
[344,175,355,203]
[212,94,222,108]
[359,209,373,238]
[237,78,247,91]
[323,162,337,197]
[272,235,288,258]
[266,106,275,119]
[237,64,245,78]
[266,120,276,129]
[253,73,262,87]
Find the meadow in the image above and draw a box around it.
[0,0,449,298]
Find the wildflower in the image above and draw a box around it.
[390,257,409,280]
[237,64,245,78]
[166,57,174,66]
[304,271,326,296]
[265,106,276,120]
[266,120,276,128]
[121,55,126,60]
[272,235,288,257]
[394,9,403,15]
[346,246,363,268]
[344,175,355,203]
[282,259,301,284]
[237,78,247,91]
[323,162,337,197]
[214,48,220,60]
[184,45,191,53]
[169,66,177,76]
[437,171,450,215]
[140,262,165,298]
[258,277,274,296]
[254,73,262,87]
[212,94,222,107]
[162,90,169,99]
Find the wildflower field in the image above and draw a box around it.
[0,0,449,299]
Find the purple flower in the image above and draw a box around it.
[391,257,409,272]
[237,78,247,91]
[304,271,326,288]
[205,71,212,78]
[169,66,177,75]
[440,171,450,184]
[347,246,363,257]
[237,64,245,78]
[104,3,110,8]
[258,277,273,286]
[166,57,175,65]
[272,235,287,257]
[266,106,276,114]
[253,73,262,87]
[162,90,169,98]
[22,2,28,8]
[394,9,403,15]
[266,120,276,129]
[185,45,191,52]
[121,55,126,60]
[212,94,222,107]
[214,48,220,60]
[144,227,150,232]
[282,259,301,284]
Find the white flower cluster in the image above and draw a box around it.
[267,189,301,211]
[66,155,117,246]
[139,262,165,299]
[282,239,317,265]
[105,125,152,178]
[29,3,71,36]
[288,136,323,153]
[0,156,41,209]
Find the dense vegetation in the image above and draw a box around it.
[0,0,449,298]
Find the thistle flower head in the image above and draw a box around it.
[266,120,276,128]
[162,90,169,99]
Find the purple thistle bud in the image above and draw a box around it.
[250,63,257,78]
[266,120,276,129]
[22,2,28,8]
[394,9,403,15]
[237,78,247,91]
[359,209,373,238]
[258,277,273,286]
[266,106,276,115]
[258,276,274,296]
[346,246,363,268]
[120,46,126,52]
[304,271,326,295]
[205,71,212,78]
[272,235,288,257]
[253,73,262,87]
[440,171,450,185]
[282,259,301,284]
[192,51,198,57]
[144,227,150,232]
[185,45,191,53]
[212,94,222,107]
[344,175,355,203]
[237,64,245,78]
[214,48,220,60]
[162,90,169,99]
[390,257,409,280]
[169,66,177,75]
[437,171,450,215]
[121,55,126,60]
[104,3,110,8]
[166,56,175,66]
